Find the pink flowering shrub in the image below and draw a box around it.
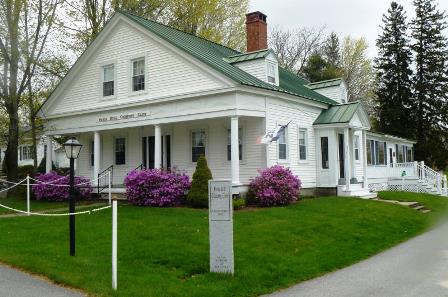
[124,169,190,207]
[248,165,301,207]
[32,171,92,201]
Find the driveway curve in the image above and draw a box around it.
[264,221,448,297]
[0,264,84,297]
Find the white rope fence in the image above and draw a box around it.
[0,173,118,290]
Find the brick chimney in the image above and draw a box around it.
[246,11,268,52]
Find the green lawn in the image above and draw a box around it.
[0,197,98,214]
[0,194,445,297]
[0,197,68,214]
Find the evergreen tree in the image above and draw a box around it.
[410,0,448,167]
[303,52,342,82]
[323,32,341,67]
[186,155,213,208]
[375,2,413,138]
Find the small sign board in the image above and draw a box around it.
[208,180,234,274]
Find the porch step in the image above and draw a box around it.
[373,199,431,213]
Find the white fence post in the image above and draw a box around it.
[420,161,426,181]
[413,161,418,178]
[108,171,112,205]
[26,175,30,216]
[112,199,117,290]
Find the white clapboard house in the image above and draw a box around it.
[39,11,447,197]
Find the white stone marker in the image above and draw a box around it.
[208,180,234,274]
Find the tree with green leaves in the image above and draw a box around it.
[0,0,59,189]
[375,1,413,139]
[340,36,376,103]
[302,52,341,82]
[410,0,448,167]
[61,0,249,55]
[323,32,340,68]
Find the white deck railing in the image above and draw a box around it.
[389,161,447,196]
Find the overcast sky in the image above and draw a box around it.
[249,0,448,58]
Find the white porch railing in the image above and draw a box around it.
[387,161,447,196]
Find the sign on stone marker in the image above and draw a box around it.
[209,180,234,274]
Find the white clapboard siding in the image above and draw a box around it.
[266,98,322,188]
[234,60,267,83]
[313,85,347,104]
[48,20,227,116]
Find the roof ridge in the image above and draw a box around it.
[307,77,343,85]
[227,49,270,58]
[117,10,241,55]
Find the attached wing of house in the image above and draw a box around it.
[38,11,447,198]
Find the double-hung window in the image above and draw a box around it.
[191,130,206,162]
[115,138,126,165]
[102,64,114,97]
[132,58,145,92]
[267,62,276,84]
[368,140,387,165]
[278,128,287,160]
[354,135,360,161]
[298,128,307,161]
[20,146,33,161]
[227,128,242,161]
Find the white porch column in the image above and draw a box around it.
[230,116,240,185]
[344,128,351,190]
[93,131,101,184]
[362,130,368,189]
[154,124,162,169]
[349,130,356,179]
[45,136,53,173]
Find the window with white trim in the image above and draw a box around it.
[227,128,242,161]
[367,139,387,165]
[191,130,206,162]
[115,138,126,165]
[132,58,145,92]
[278,128,287,160]
[298,128,307,161]
[102,64,114,97]
[20,146,33,161]
[354,135,360,161]
[267,62,276,84]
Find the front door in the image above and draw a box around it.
[141,135,170,169]
[338,133,345,179]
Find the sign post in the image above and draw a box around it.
[208,180,234,274]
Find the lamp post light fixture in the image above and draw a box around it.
[63,138,83,256]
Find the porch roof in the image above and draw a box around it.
[313,101,361,125]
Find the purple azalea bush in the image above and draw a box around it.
[124,169,190,207]
[248,165,302,207]
[32,171,93,201]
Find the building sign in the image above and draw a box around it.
[209,182,232,221]
[98,112,149,123]
[208,180,234,274]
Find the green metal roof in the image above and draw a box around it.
[313,101,360,125]
[119,11,338,106]
[226,49,272,63]
[307,78,343,90]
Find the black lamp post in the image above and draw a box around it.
[63,138,83,256]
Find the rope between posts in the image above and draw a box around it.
[0,203,112,216]
[0,178,28,193]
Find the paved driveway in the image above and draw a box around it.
[0,264,84,297]
[264,221,448,297]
